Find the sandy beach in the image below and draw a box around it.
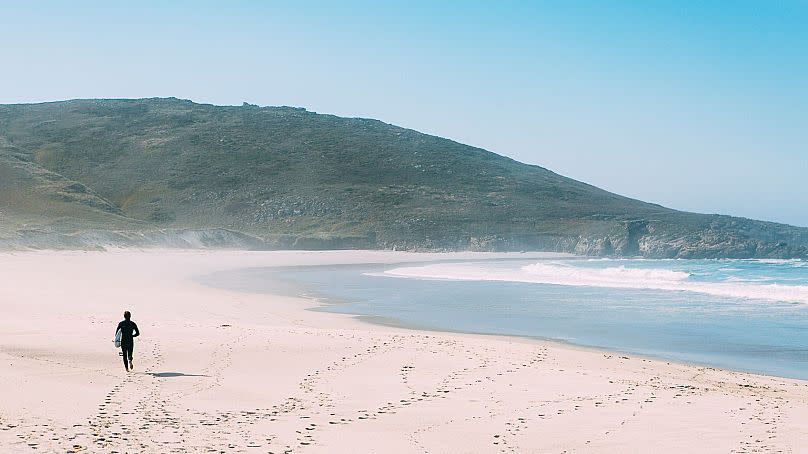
[0,250,807,453]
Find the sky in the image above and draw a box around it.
[1,1,806,226]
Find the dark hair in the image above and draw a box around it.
[124,311,131,320]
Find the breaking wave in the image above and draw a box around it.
[380,262,808,304]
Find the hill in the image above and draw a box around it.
[1,98,806,258]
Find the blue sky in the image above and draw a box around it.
[1,1,806,226]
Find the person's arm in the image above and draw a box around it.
[132,322,140,338]
[115,321,123,336]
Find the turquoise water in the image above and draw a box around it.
[207,258,808,379]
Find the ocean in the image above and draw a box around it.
[205,258,808,379]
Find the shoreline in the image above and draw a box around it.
[1,249,807,452]
[324,300,803,384]
[201,257,808,382]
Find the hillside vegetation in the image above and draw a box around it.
[1,98,806,258]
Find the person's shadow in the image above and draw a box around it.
[146,372,209,378]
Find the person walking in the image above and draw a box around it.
[116,311,140,372]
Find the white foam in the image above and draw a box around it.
[380,262,808,304]
[749,259,798,264]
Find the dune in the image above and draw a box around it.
[0,250,806,453]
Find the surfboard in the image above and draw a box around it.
[114,328,122,348]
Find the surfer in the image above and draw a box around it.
[116,311,140,372]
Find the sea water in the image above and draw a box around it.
[206,258,808,379]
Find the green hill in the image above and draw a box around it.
[1,98,806,258]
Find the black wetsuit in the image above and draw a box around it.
[116,319,140,369]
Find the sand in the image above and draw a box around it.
[0,250,806,453]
